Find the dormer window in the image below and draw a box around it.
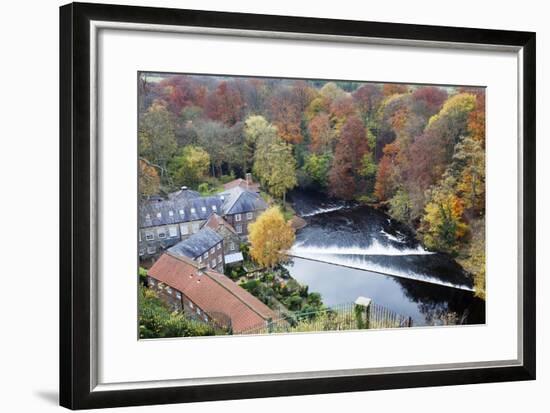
[156,212,162,218]
[179,209,184,215]
[190,208,196,213]
[201,206,206,212]
[168,210,174,216]
[220,195,225,200]
[212,205,217,211]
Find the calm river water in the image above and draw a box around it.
[285,190,485,326]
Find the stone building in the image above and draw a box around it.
[147,253,277,333]
[202,213,243,266]
[167,227,225,273]
[218,186,268,239]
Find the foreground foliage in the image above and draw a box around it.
[138,286,217,338]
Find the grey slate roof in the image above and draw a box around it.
[167,187,201,201]
[139,195,223,228]
[167,227,223,258]
[218,187,268,215]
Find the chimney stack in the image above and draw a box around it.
[245,173,252,186]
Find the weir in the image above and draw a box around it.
[285,252,475,292]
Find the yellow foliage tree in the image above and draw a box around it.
[421,191,468,254]
[248,207,296,268]
[139,158,160,198]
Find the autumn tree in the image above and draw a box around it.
[382,83,409,97]
[308,113,334,153]
[168,145,210,188]
[268,87,304,144]
[374,142,399,201]
[138,101,177,178]
[319,82,346,101]
[139,158,160,198]
[328,116,368,199]
[160,75,206,116]
[248,207,296,268]
[420,188,468,254]
[205,81,244,125]
[329,95,358,137]
[352,84,383,122]
[411,86,448,119]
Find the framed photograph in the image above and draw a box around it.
[60,2,536,409]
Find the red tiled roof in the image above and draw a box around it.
[148,253,277,333]
[223,178,260,192]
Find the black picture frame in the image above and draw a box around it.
[60,2,536,410]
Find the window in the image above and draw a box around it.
[211,259,216,268]
[192,223,199,233]
[198,256,202,263]
[145,214,150,220]
[147,246,156,254]
[220,195,224,201]
[157,229,166,239]
[168,210,174,216]
[235,213,242,222]
[190,207,196,214]
[212,205,217,212]
[201,206,206,213]
[204,251,209,259]
[168,226,178,237]
[180,224,189,235]
[197,308,201,315]
[138,231,142,242]
[179,209,185,215]
[236,224,242,234]
[217,243,221,250]
[229,242,235,251]
[149,279,155,287]
[246,212,253,220]
[210,247,215,255]
[165,286,172,294]
[156,212,162,218]
[145,232,154,241]
[217,256,222,264]
[204,315,209,322]
[189,302,194,309]
[176,292,181,299]
[139,248,145,256]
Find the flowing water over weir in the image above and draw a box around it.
[285,190,485,326]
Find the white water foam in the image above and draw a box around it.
[288,243,473,291]
[301,205,346,217]
[290,240,433,257]
[379,229,406,243]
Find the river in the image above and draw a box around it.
[284,190,485,326]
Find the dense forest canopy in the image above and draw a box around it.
[138,73,486,299]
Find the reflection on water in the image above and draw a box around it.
[286,190,485,326]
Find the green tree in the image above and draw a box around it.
[253,126,297,202]
[359,152,377,195]
[169,145,210,188]
[244,115,278,172]
[389,188,413,225]
[263,139,298,203]
[303,153,332,188]
[139,101,177,177]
